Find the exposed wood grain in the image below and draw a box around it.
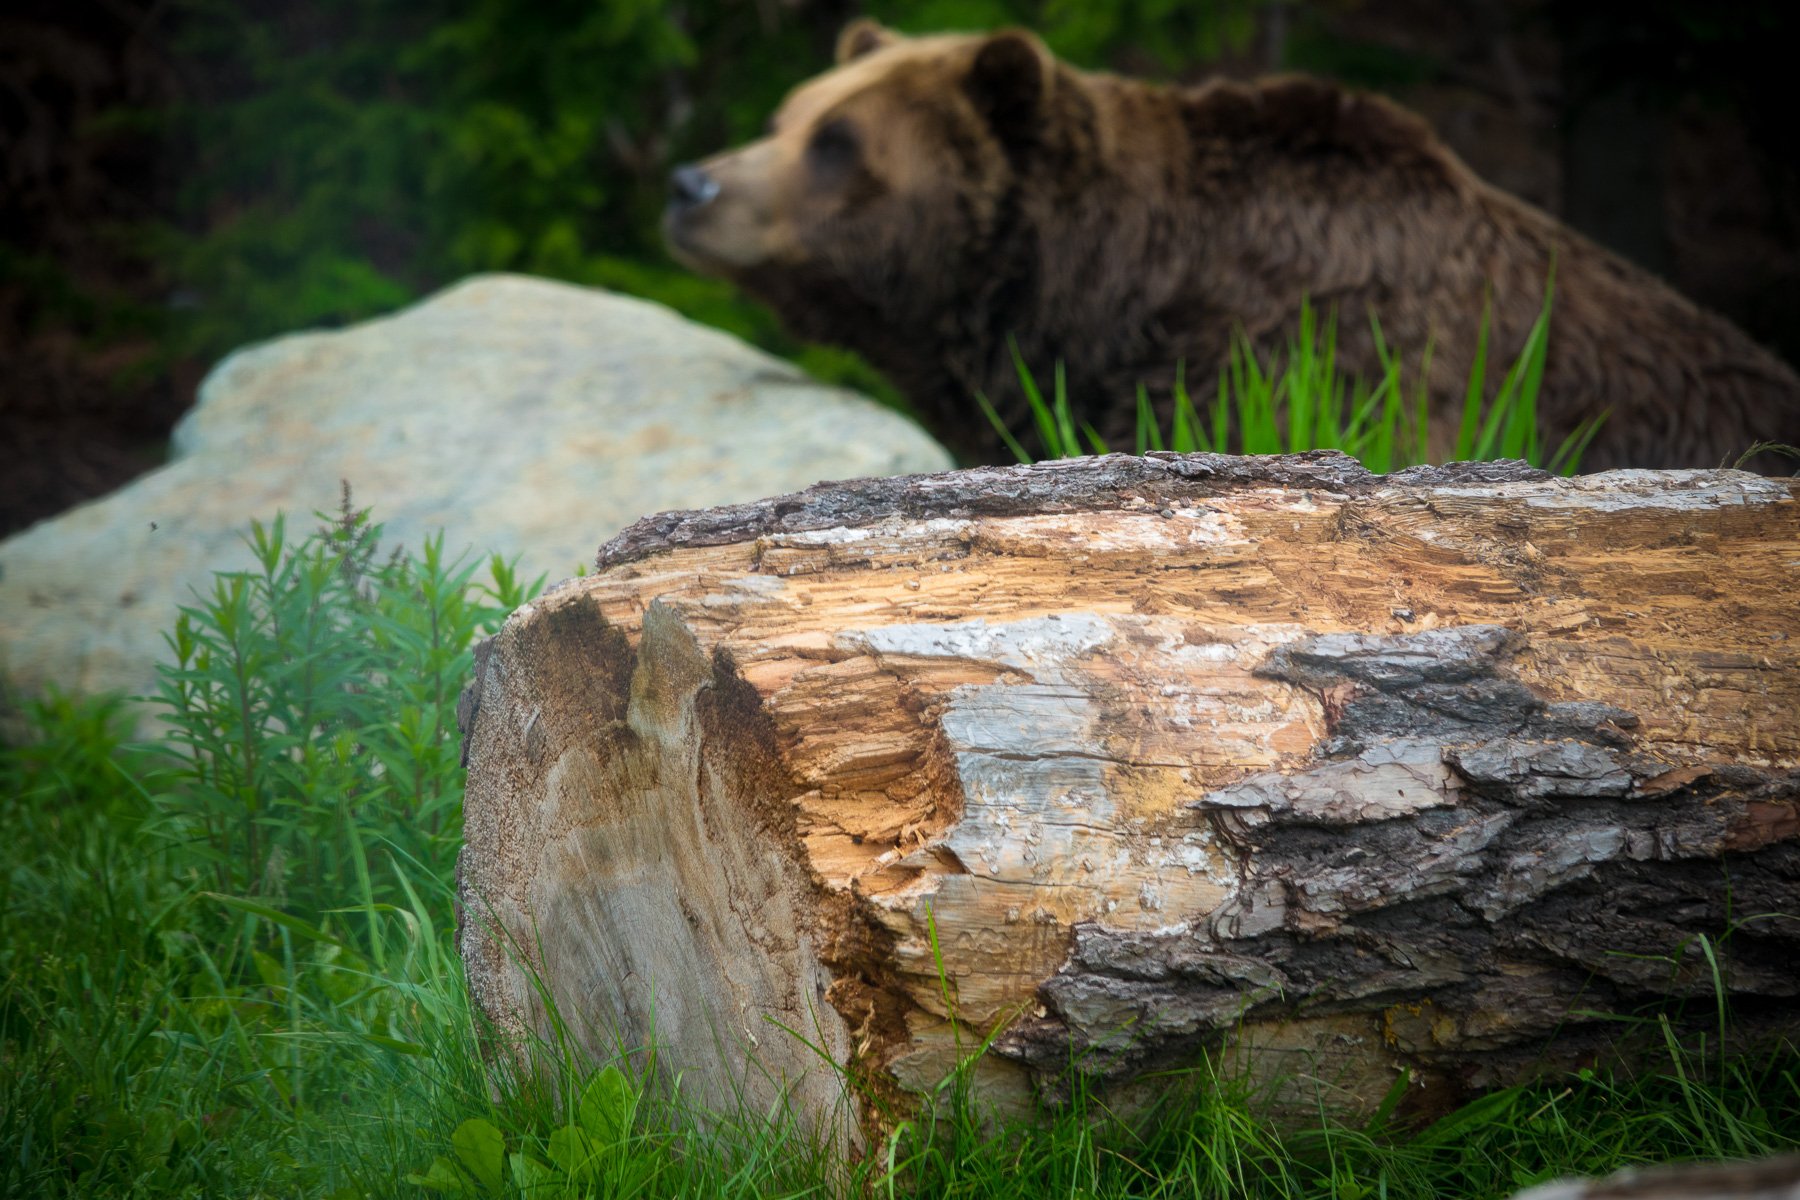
[457,452,1800,1143]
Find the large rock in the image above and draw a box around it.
[0,274,951,717]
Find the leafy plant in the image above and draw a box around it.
[409,1067,657,1196]
[982,279,1607,474]
[0,498,548,1197]
[150,487,538,948]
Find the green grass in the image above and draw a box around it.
[0,492,533,1199]
[980,281,1608,474]
[4,496,1796,1198]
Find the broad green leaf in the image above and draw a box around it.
[451,1118,506,1195]
[548,1124,595,1182]
[1414,1086,1523,1146]
[511,1150,559,1195]
[578,1066,636,1143]
[405,1155,466,1193]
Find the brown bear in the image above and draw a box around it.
[663,20,1800,471]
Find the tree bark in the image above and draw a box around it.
[457,452,1800,1144]
[1511,1154,1800,1200]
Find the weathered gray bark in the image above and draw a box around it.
[457,452,1800,1143]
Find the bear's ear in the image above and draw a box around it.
[836,19,898,64]
[964,30,1053,152]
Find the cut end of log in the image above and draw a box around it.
[458,454,1800,1142]
[457,596,862,1139]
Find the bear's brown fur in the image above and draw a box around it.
[664,22,1800,470]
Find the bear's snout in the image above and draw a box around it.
[668,164,721,212]
[662,145,789,274]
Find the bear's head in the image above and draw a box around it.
[663,21,1061,341]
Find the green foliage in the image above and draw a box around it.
[986,282,1605,474]
[878,0,1267,66]
[394,885,1800,1200]
[408,1069,655,1195]
[1,692,440,1197]
[0,502,536,1198]
[138,0,850,375]
[160,0,667,349]
[151,490,538,945]
[863,943,1800,1200]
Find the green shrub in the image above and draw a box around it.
[149,490,537,946]
[0,498,538,1198]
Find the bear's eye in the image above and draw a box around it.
[806,119,860,179]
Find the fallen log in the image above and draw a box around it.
[1511,1154,1800,1200]
[457,452,1800,1144]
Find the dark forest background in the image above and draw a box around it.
[4,0,1797,536]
